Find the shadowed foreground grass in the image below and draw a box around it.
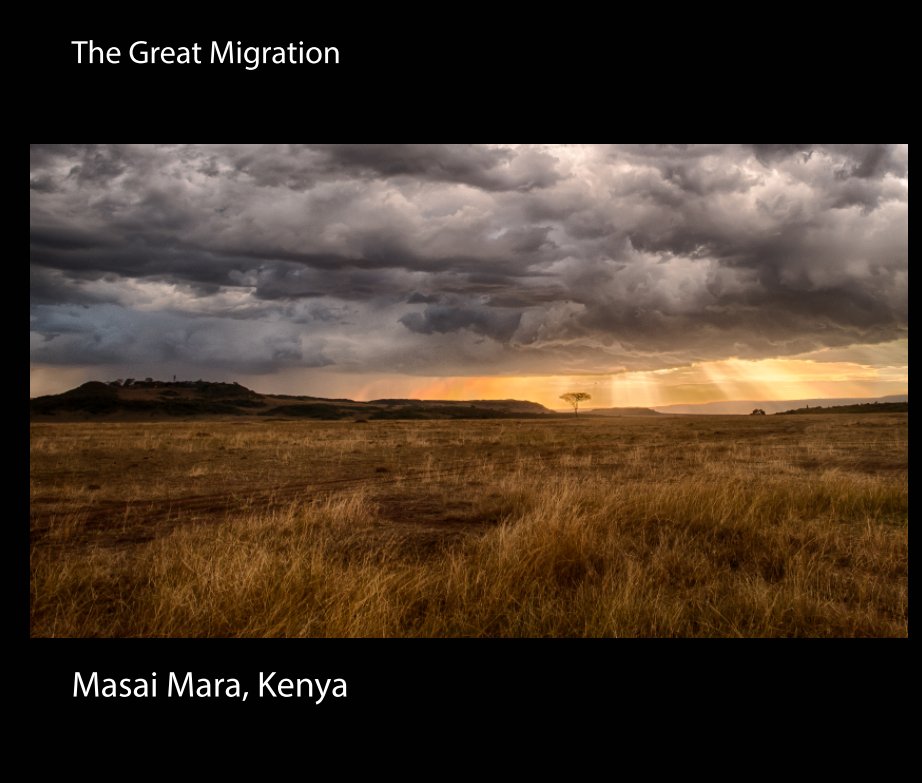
[30,415,907,636]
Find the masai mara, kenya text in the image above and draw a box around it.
[73,671,348,702]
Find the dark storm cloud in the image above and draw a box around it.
[406,292,439,304]
[305,144,563,191]
[181,144,563,193]
[750,144,814,166]
[751,144,906,182]
[30,303,333,373]
[30,144,907,376]
[400,304,523,342]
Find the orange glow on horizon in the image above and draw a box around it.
[395,349,908,409]
[30,339,908,409]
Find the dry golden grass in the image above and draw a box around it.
[30,414,908,637]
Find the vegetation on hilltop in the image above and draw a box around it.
[30,380,552,420]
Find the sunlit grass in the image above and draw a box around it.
[30,414,908,637]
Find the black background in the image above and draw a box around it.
[25,6,909,756]
[30,7,906,132]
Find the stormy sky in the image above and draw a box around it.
[30,144,908,407]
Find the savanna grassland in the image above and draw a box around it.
[30,414,908,637]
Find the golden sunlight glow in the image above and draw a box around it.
[607,357,892,408]
[30,340,908,410]
[396,342,909,409]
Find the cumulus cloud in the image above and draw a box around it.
[30,143,908,379]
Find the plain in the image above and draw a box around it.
[30,414,908,637]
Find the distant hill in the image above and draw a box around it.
[585,407,661,416]
[369,398,547,414]
[653,395,908,415]
[29,380,554,421]
[777,401,907,415]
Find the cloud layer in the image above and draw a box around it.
[30,144,908,381]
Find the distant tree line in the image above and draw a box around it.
[777,401,907,415]
[108,378,250,391]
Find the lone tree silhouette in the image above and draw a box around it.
[560,392,591,416]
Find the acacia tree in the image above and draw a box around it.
[560,392,591,416]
